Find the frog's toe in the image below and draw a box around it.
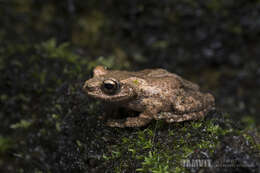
[106,119,126,128]
[124,117,151,127]
[165,110,207,123]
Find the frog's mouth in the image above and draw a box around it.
[85,87,136,103]
[88,91,136,103]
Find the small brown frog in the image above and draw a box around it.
[83,66,215,128]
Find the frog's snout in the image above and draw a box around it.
[83,81,96,92]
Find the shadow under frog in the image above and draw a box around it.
[83,66,215,128]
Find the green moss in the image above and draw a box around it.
[0,94,8,102]
[76,140,83,148]
[0,136,13,153]
[36,39,81,63]
[151,40,169,49]
[74,10,105,46]
[136,151,171,173]
[242,132,260,157]
[10,120,32,129]
[1,1,259,172]
[102,117,235,172]
[243,134,255,145]
[241,116,257,129]
[55,122,61,132]
[206,0,222,12]
[51,114,60,120]
[87,56,115,71]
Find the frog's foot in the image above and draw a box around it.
[164,108,211,123]
[124,117,152,127]
[106,119,126,128]
[106,117,152,128]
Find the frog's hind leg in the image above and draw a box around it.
[163,108,210,123]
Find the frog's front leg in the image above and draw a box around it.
[106,105,160,128]
[124,112,154,127]
[122,99,164,127]
[106,99,162,128]
[106,112,153,128]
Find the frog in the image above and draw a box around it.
[83,66,215,128]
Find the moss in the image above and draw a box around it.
[136,151,171,173]
[36,39,75,60]
[1,1,260,171]
[73,10,105,47]
[87,56,115,71]
[151,40,169,49]
[0,136,13,153]
[206,0,222,11]
[100,115,238,172]
[0,39,102,171]
[241,116,257,129]
[10,120,32,129]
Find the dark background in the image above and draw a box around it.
[0,0,260,172]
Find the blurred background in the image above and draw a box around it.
[0,0,260,172]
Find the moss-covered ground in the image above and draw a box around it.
[1,1,260,172]
[0,40,259,172]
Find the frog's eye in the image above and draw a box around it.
[102,79,120,94]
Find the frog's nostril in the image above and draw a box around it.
[83,82,95,92]
[83,82,89,90]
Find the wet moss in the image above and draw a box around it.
[98,112,247,172]
[0,136,13,154]
[1,0,260,172]
[0,40,259,172]
[10,120,32,129]
[0,39,120,172]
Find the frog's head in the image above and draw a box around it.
[83,66,136,102]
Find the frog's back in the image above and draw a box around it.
[137,68,199,91]
[136,68,173,78]
[112,68,199,92]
